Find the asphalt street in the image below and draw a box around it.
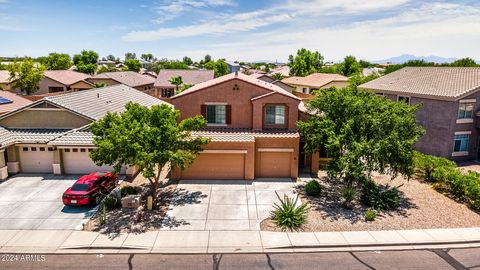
[1,247,480,270]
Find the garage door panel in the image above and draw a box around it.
[63,150,124,174]
[19,147,54,173]
[181,153,244,180]
[259,152,291,178]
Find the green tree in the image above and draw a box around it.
[169,75,183,93]
[178,83,193,93]
[205,59,229,77]
[288,48,324,76]
[298,86,424,187]
[39,53,73,70]
[97,64,117,74]
[7,58,45,95]
[204,54,212,63]
[125,52,136,60]
[73,50,98,74]
[106,55,117,62]
[182,56,193,65]
[272,73,284,80]
[125,59,142,72]
[339,55,361,76]
[141,53,154,62]
[93,82,107,88]
[451,58,478,67]
[90,103,209,202]
[359,60,373,68]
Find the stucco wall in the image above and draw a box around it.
[38,77,66,95]
[255,137,299,178]
[0,109,91,128]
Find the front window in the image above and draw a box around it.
[206,105,226,124]
[458,103,474,119]
[265,105,285,125]
[397,96,410,105]
[453,134,469,152]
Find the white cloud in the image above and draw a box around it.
[286,0,412,14]
[153,0,235,23]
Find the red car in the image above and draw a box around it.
[62,172,118,206]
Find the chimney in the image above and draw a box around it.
[234,71,238,76]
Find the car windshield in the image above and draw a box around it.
[71,184,91,191]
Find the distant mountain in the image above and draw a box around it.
[372,54,458,64]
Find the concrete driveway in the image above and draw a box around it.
[0,174,96,230]
[161,179,299,231]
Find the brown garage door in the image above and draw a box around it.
[181,153,245,180]
[259,152,291,178]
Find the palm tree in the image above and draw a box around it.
[169,76,183,94]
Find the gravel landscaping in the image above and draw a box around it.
[261,171,480,232]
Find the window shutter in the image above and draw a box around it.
[226,105,232,124]
[201,104,206,118]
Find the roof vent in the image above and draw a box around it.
[97,93,100,98]
[234,71,238,76]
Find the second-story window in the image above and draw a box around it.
[206,105,226,124]
[458,103,474,119]
[265,105,285,125]
[397,95,410,105]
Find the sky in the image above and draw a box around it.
[1,0,479,62]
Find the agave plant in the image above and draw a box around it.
[270,192,309,231]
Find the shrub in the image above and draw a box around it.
[99,204,107,225]
[102,195,119,210]
[120,185,138,198]
[270,193,309,231]
[361,180,400,210]
[305,180,322,196]
[341,187,357,209]
[364,210,376,221]
[414,152,456,182]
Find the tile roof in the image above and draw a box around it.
[192,128,299,142]
[43,70,90,86]
[269,66,290,77]
[0,126,15,147]
[48,130,94,146]
[359,67,480,100]
[0,91,33,115]
[282,73,348,88]
[0,128,69,147]
[171,72,300,101]
[0,70,14,84]
[44,84,171,120]
[154,69,214,88]
[89,71,155,87]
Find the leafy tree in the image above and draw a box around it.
[73,50,98,74]
[141,53,154,62]
[125,59,142,72]
[169,75,183,93]
[272,73,284,80]
[106,55,117,62]
[90,103,209,202]
[288,48,324,76]
[152,61,188,73]
[339,55,361,76]
[204,54,212,63]
[93,82,107,88]
[97,64,117,74]
[451,58,478,67]
[348,73,381,88]
[359,60,373,68]
[298,85,424,187]
[205,59,228,77]
[38,53,73,70]
[182,56,193,66]
[178,83,193,93]
[125,52,136,60]
[7,58,45,95]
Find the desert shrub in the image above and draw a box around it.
[305,180,322,196]
[102,195,119,210]
[414,152,456,182]
[99,204,107,225]
[361,180,400,210]
[364,210,376,221]
[341,187,357,209]
[270,193,309,231]
[120,185,138,198]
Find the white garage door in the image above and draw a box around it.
[19,146,54,173]
[63,148,125,174]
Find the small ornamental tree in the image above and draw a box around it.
[7,58,45,95]
[90,103,209,203]
[298,86,424,186]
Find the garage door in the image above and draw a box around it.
[259,152,291,178]
[19,146,54,173]
[181,153,245,180]
[63,148,124,174]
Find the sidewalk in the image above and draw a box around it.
[2,227,480,254]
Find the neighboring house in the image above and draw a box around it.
[30,70,94,95]
[269,65,290,78]
[362,67,385,76]
[0,70,17,91]
[225,61,241,74]
[169,72,319,180]
[282,73,349,96]
[359,67,480,161]
[154,69,214,99]
[250,73,294,93]
[88,71,155,92]
[0,84,169,180]
[0,91,32,115]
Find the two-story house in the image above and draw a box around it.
[359,67,480,161]
[170,72,318,180]
[154,69,214,99]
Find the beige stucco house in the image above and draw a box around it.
[87,71,155,92]
[282,73,348,98]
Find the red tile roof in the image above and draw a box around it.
[43,70,90,86]
[282,73,348,88]
[89,71,155,87]
[155,69,214,88]
[192,128,299,142]
[0,91,33,115]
